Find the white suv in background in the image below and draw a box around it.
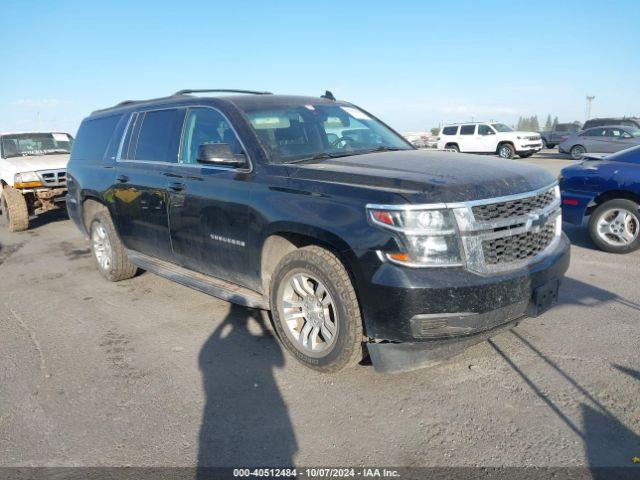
[436,122,542,159]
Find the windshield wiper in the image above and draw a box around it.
[44,149,70,155]
[285,152,350,164]
[365,146,404,153]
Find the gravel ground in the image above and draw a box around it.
[1,153,639,470]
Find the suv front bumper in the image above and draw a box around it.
[356,233,570,372]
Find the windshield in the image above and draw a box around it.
[627,128,640,137]
[491,123,513,132]
[1,133,73,159]
[240,103,412,164]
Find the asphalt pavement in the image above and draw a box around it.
[1,151,639,469]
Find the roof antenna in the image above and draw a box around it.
[321,90,336,101]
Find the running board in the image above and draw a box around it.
[126,250,268,310]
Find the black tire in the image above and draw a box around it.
[270,246,364,373]
[497,143,515,159]
[445,143,459,152]
[588,199,640,254]
[0,186,29,232]
[570,145,586,160]
[541,139,548,149]
[89,210,137,281]
[519,153,534,158]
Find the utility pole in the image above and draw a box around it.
[585,95,595,121]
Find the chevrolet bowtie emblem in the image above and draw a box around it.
[527,212,549,231]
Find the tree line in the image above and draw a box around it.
[517,115,581,132]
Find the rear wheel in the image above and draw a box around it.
[570,145,586,160]
[0,186,29,232]
[89,210,137,281]
[270,246,363,373]
[498,143,515,159]
[588,199,640,253]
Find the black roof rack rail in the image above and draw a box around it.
[173,89,272,96]
[91,89,272,115]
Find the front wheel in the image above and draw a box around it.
[270,246,364,373]
[541,139,548,149]
[498,143,515,159]
[588,199,640,253]
[570,145,586,160]
[0,186,29,232]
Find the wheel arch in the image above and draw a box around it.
[496,140,515,153]
[587,190,640,215]
[81,195,110,231]
[259,225,360,300]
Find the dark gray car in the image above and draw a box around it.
[558,125,640,159]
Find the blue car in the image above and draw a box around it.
[560,145,640,253]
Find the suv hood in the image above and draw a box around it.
[290,150,555,203]
[2,154,69,172]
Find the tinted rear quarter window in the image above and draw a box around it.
[71,114,123,161]
[442,126,458,135]
[134,109,185,162]
[460,125,476,135]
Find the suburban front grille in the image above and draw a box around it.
[472,187,556,222]
[482,222,556,265]
[38,169,67,187]
[457,184,561,273]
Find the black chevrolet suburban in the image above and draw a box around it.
[67,89,570,373]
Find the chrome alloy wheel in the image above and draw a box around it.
[279,272,338,356]
[92,222,113,271]
[596,208,639,247]
[498,145,513,158]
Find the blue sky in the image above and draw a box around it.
[1,0,639,135]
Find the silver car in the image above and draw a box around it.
[559,125,640,159]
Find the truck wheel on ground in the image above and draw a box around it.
[541,139,548,149]
[445,143,459,152]
[588,199,640,254]
[0,186,29,232]
[519,152,534,158]
[570,145,586,159]
[89,209,138,281]
[270,245,364,373]
[497,143,515,159]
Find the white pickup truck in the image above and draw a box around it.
[0,132,72,231]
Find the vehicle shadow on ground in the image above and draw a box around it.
[196,304,297,474]
[28,208,68,230]
[488,331,640,474]
[559,276,640,313]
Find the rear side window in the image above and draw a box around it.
[582,128,606,137]
[132,109,185,163]
[442,126,458,135]
[71,114,122,161]
[460,125,476,135]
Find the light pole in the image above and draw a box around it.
[586,95,595,121]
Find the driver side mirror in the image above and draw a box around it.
[481,130,495,136]
[196,143,246,167]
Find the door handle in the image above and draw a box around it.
[168,182,186,192]
[116,174,129,183]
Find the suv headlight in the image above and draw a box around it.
[14,172,43,188]
[367,206,463,267]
